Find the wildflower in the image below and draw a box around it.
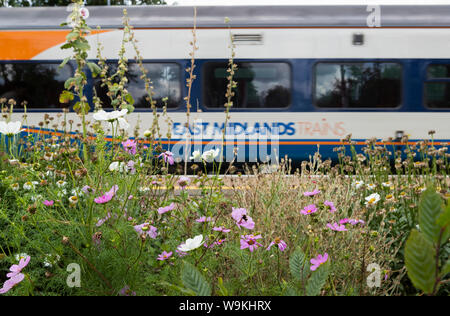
[43,254,60,268]
[303,189,321,197]
[353,180,364,189]
[108,161,125,172]
[93,109,128,122]
[213,226,231,233]
[96,212,111,227]
[56,180,67,188]
[310,253,328,271]
[324,200,336,213]
[7,255,30,279]
[158,151,174,165]
[143,129,152,138]
[68,195,78,205]
[0,273,25,294]
[381,181,393,188]
[190,150,201,161]
[157,251,173,261]
[126,160,136,174]
[339,218,350,224]
[196,216,213,223]
[349,219,365,226]
[92,232,102,246]
[118,117,130,130]
[0,121,23,136]
[23,181,37,190]
[202,148,220,163]
[367,183,376,190]
[240,234,263,252]
[10,183,19,191]
[81,185,94,194]
[176,248,188,258]
[231,207,255,230]
[177,176,190,189]
[133,223,158,239]
[122,139,137,155]
[14,253,29,262]
[267,237,287,251]
[177,235,204,252]
[327,222,348,231]
[157,202,176,215]
[94,185,118,204]
[365,193,381,207]
[43,200,54,207]
[300,204,318,215]
[119,285,136,296]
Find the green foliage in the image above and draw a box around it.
[181,262,212,296]
[306,261,330,296]
[405,188,449,295]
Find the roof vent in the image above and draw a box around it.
[232,33,263,45]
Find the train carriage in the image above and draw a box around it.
[1,4,450,163]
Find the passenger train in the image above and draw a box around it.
[0,4,450,163]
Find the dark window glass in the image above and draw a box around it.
[94,63,181,109]
[314,62,402,108]
[425,82,450,108]
[427,64,450,79]
[204,62,291,108]
[0,63,72,108]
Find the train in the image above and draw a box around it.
[1,4,450,163]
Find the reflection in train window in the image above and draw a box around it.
[204,62,291,108]
[314,62,402,108]
[93,62,181,109]
[425,65,450,108]
[0,63,72,108]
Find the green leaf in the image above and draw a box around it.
[124,93,135,106]
[284,286,298,296]
[87,62,102,78]
[66,31,79,42]
[441,260,450,278]
[306,260,330,296]
[64,78,77,90]
[72,39,90,51]
[160,281,196,296]
[419,188,444,244]
[289,247,306,281]
[60,43,72,50]
[59,57,70,69]
[59,90,74,104]
[216,277,229,296]
[181,262,211,296]
[405,229,436,295]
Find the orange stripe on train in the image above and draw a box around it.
[0,30,110,60]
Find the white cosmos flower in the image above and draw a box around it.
[353,180,364,189]
[93,109,128,122]
[201,149,220,163]
[0,121,23,136]
[15,253,29,262]
[365,193,381,207]
[109,161,125,172]
[177,235,204,252]
[117,117,130,130]
[189,150,201,161]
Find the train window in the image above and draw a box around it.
[0,62,72,108]
[203,62,291,108]
[425,65,450,108]
[93,62,181,109]
[427,64,450,79]
[314,62,402,108]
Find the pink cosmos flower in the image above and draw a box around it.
[94,185,118,204]
[6,256,30,278]
[0,273,25,294]
[310,253,328,271]
[327,222,348,232]
[43,200,54,207]
[339,218,350,225]
[267,237,287,251]
[158,202,176,215]
[300,204,318,215]
[96,212,112,227]
[126,160,136,174]
[119,285,136,296]
[82,185,94,194]
[324,200,336,213]
[133,223,158,239]
[213,226,231,233]
[240,234,263,252]
[177,176,190,189]
[157,251,173,261]
[0,256,30,294]
[231,207,255,230]
[196,216,213,223]
[122,139,137,155]
[158,151,174,165]
[303,189,321,197]
[349,219,365,226]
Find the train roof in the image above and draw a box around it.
[1,5,450,29]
